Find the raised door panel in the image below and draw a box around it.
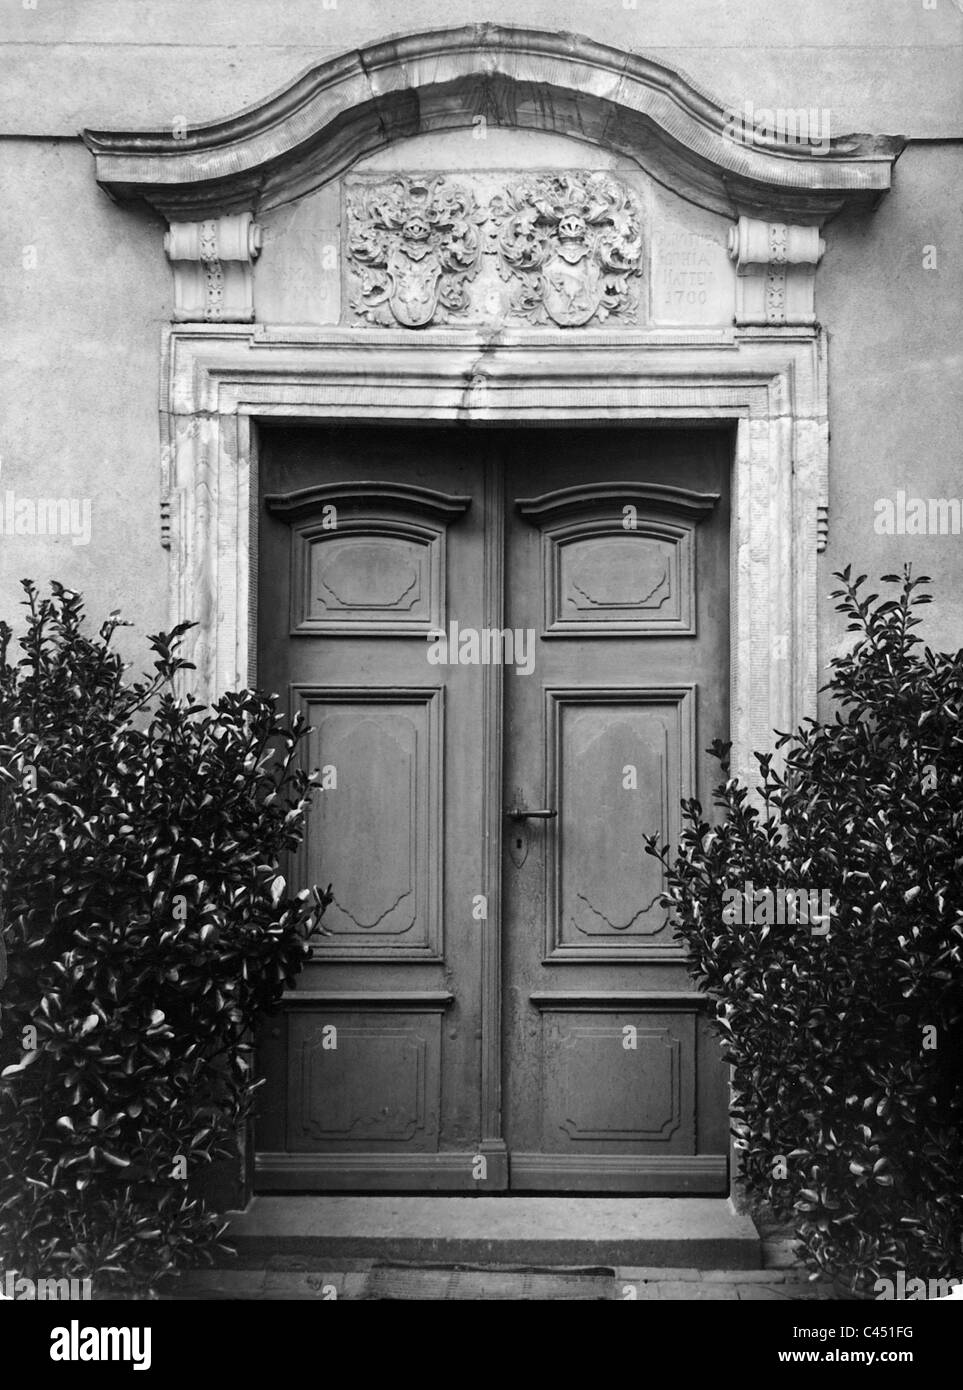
[266,480,471,636]
[302,528,433,632]
[546,687,693,960]
[511,999,723,1190]
[517,482,719,636]
[538,1008,694,1150]
[286,1007,443,1152]
[294,687,442,959]
[558,530,677,629]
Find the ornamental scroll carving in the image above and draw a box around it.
[346,176,486,327]
[489,173,644,327]
[164,213,261,322]
[344,172,644,328]
[726,216,825,327]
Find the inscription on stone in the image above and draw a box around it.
[656,231,719,319]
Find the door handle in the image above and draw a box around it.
[506,806,558,821]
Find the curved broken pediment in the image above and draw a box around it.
[82,23,903,226]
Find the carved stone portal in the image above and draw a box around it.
[491,173,644,327]
[346,176,486,327]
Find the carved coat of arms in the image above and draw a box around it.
[490,173,644,327]
[347,177,486,327]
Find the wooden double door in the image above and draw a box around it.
[256,424,730,1192]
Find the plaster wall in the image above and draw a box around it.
[817,143,963,697]
[0,139,168,662]
[2,0,961,136]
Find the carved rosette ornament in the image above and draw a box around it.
[489,173,643,327]
[347,177,486,327]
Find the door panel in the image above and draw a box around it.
[255,424,731,1193]
[256,426,494,1190]
[502,430,731,1192]
[286,1006,443,1150]
[294,687,443,955]
[545,686,692,955]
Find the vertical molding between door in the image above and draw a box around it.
[479,447,508,1186]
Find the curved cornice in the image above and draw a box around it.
[263,481,472,520]
[517,481,720,523]
[82,24,904,224]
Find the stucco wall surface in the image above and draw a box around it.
[818,143,963,691]
[0,138,168,662]
[2,0,962,136]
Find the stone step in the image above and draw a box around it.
[173,1263,823,1301]
[225,1197,761,1269]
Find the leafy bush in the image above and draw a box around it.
[0,582,330,1295]
[647,568,963,1287]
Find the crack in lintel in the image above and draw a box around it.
[457,335,508,419]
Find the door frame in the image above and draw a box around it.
[160,321,828,1198]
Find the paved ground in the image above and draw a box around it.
[171,1258,833,1301]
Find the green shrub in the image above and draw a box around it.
[647,568,963,1287]
[0,582,330,1295]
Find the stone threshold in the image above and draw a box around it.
[224,1196,761,1269]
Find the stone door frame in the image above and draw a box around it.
[162,320,826,1193]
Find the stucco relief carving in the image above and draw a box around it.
[346,176,486,327]
[490,173,644,326]
[344,172,644,328]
